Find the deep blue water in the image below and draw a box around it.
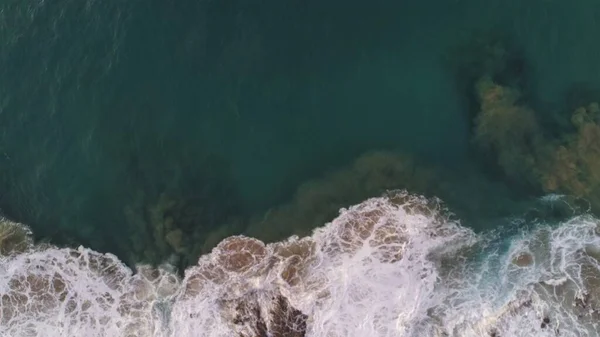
[1,0,600,268]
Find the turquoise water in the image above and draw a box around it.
[2,0,600,267]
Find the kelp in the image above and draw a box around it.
[245,151,436,243]
[245,150,526,242]
[119,142,244,270]
[457,33,600,213]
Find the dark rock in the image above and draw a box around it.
[230,291,307,337]
[270,295,308,337]
[541,316,550,329]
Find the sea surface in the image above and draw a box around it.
[2,0,600,336]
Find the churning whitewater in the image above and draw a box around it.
[1,191,600,337]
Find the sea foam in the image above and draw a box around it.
[1,191,600,336]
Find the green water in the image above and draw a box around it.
[1,0,600,268]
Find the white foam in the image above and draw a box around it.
[1,192,600,336]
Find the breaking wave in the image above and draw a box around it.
[1,191,600,336]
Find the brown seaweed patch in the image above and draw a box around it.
[463,37,600,214]
[0,218,32,256]
[246,151,434,244]
[473,76,542,186]
[542,103,600,210]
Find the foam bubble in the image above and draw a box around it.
[2,192,600,336]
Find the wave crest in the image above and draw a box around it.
[2,192,600,336]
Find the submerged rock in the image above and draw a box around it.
[0,218,32,256]
[223,290,308,337]
[511,252,534,267]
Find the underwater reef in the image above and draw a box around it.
[114,134,246,270]
[458,32,600,214]
[245,152,436,243]
[0,218,32,256]
[245,150,527,243]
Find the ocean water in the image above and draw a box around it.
[2,192,600,336]
[2,0,600,336]
[3,0,600,254]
